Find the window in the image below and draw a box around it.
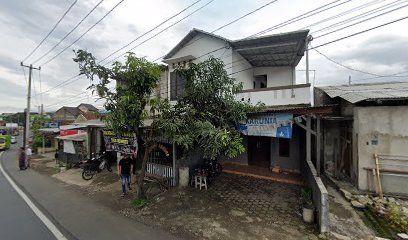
[170,72,185,100]
[254,75,267,89]
[279,138,290,157]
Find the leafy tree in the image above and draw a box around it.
[31,115,51,152]
[73,50,161,198]
[157,57,263,160]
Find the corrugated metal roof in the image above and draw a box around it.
[231,30,309,67]
[318,82,408,103]
[162,28,309,67]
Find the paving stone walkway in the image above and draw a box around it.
[207,173,309,226]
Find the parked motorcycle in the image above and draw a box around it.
[80,152,112,180]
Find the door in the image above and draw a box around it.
[248,136,270,168]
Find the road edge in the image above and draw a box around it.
[0,151,77,240]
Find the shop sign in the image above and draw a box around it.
[60,129,80,136]
[238,113,293,139]
[103,130,138,155]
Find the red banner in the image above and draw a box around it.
[60,130,79,136]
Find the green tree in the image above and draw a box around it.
[73,50,161,199]
[157,57,263,160]
[31,115,50,152]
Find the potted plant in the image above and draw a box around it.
[301,187,315,223]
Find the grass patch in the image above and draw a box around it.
[132,198,148,209]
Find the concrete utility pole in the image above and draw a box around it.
[20,62,41,149]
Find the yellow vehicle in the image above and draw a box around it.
[0,135,11,150]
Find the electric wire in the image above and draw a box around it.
[97,0,203,64]
[22,0,78,62]
[308,15,408,50]
[103,0,216,66]
[311,0,406,34]
[40,0,125,67]
[32,0,105,65]
[152,0,279,62]
[313,1,408,39]
[301,0,384,30]
[247,0,352,38]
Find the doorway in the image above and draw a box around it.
[248,136,270,168]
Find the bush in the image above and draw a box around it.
[132,198,148,208]
[388,204,408,232]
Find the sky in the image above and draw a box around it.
[0,0,407,113]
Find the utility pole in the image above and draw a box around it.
[348,75,351,85]
[20,62,41,149]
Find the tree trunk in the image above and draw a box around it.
[136,144,153,199]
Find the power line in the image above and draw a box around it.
[40,0,125,67]
[314,1,408,39]
[32,0,105,65]
[311,0,405,35]
[97,0,203,64]
[248,0,352,38]
[43,0,212,95]
[313,48,383,77]
[309,15,408,50]
[22,0,78,62]
[152,0,279,62]
[301,0,384,30]
[104,0,216,66]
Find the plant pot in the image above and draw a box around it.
[179,167,189,187]
[302,206,314,223]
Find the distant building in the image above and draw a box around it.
[77,103,99,113]
[54,104,99,125]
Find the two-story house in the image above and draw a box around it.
[155,28,330,179]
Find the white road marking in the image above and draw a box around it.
[0,152,68,240]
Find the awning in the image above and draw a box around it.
[55,133,87,142]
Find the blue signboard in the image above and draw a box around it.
[238,113,293,139]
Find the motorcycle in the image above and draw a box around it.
[80,152,112,180]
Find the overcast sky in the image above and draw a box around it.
[0,0,407,113]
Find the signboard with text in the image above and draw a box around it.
[238,113,293,139]
[103,130,138,155]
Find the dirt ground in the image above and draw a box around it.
[30,157,319,240]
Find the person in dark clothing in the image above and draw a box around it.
[118,155,133,196]
[19,147,26,170]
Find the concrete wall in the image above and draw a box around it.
[354,106,408,194]
[231,51,253,90]
[237,85,311,106]
[219,137,249,165]
[322,121,341,177]
[253,66,294,87]
[270,125,302,172]
[169,34,233,74]
[303,159,330,233]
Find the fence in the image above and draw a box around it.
[146,162,175,186]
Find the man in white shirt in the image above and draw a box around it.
[25,147,32,168]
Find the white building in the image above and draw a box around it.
[159,28,311,107]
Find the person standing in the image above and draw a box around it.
[25,146,32,168]
[118,155,133,197]
[19,147,26,170]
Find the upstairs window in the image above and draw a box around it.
[254,75,267,89]
[170,72,185,101]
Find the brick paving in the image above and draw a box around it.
[207,173,306,226]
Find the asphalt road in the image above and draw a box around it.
[0,137,175,240]
[0,151,55,240]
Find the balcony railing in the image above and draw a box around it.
[237,83,311,106]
